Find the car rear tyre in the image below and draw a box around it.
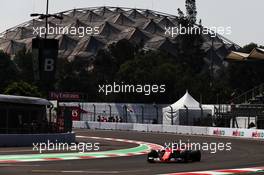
[192,150,201,162]
[183,151,190,163]
[147,150,158,163]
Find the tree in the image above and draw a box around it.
[115,50,206,103]
[185,0,197,25]
[4,81,42,97]
[108,39,138,66]
[0,51,18,92]
[94,49,118,83]
[177,8,185,19]
[223,43,264,96]
[238,43,258,53]
[13,48,34,83]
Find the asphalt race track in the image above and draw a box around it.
[0,129,264,175]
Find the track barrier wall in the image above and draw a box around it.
[0,133,76,147]
[147,124,163,132]
[73,121,264,140]
[133,124,148,132]
[176,125,192,135]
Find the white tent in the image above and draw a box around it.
[162,91,212,126]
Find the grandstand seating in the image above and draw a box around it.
[215,83,264,129]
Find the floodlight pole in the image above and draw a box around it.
[210,32,215,87]
[31,0,63,38]
[45,0,49,39]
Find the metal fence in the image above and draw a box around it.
[60,102,168,124]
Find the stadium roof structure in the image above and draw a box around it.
[226,48,264,61]
[226,51,249,61]
[0,6,240,65]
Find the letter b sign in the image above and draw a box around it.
[32,38,58,82]
[44,58,55,72]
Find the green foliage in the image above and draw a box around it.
[185,0,197,25]
[13,48,34,83]
[114,45,208,103]
[177,8,185,19]
[108,39,137,66]
[116,51,177,84]
[238,43,258,53]
[1,32,263,104]
[55,57,98,100]
[225,43,264,94]
[94,49,118,83]
[4,81,42,97]
[175,32,205,74]
[0,51,18,92]
[177,0,197,26]
[227,62,264,94]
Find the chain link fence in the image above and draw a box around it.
[60,102,168,124]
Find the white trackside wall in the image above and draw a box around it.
[73,121,264,140]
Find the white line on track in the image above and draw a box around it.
[32,169,150,174]
[0,149,34,153]
[0,164,40,167]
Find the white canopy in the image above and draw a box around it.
[169,90,200,111]
[162,91,212,125]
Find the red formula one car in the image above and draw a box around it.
[147,147,201,163]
